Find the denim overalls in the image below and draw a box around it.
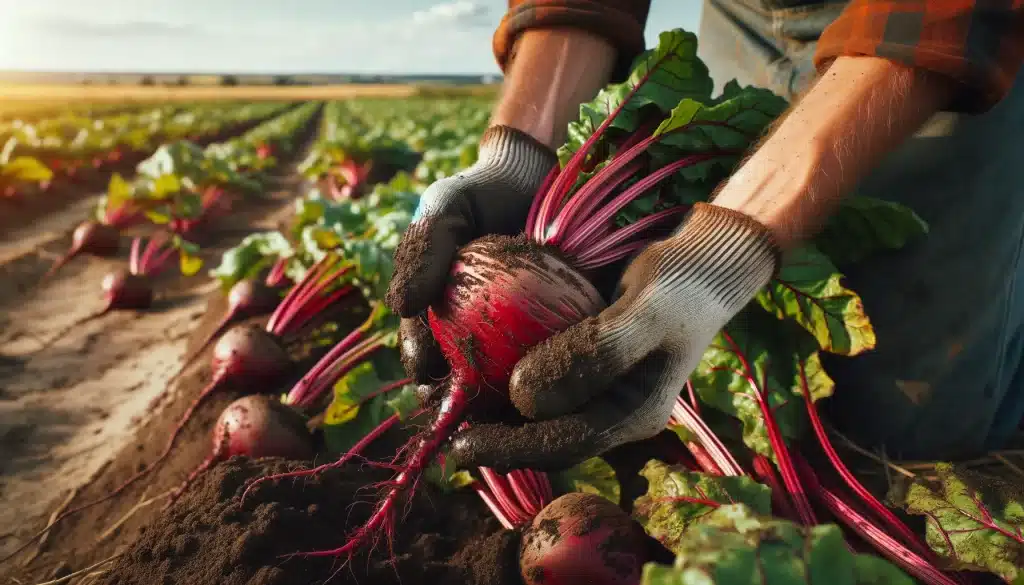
[697,0,1024,459]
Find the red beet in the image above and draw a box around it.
[101,269,153,310]
[47,220,121,277]
[192,278,282,360]
[519,493,648,585]
[167,395,313,504]
[295,236,606,560]
[212,395,313,459]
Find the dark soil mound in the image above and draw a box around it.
[99,456,523,585]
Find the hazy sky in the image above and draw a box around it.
[0,0,702,74]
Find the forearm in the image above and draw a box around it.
[713,56,954,250]
[490,28,617,150]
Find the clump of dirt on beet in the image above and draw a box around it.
[98,456,523,585]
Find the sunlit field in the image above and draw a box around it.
[0,82,500,105]
[1,22,1021,585]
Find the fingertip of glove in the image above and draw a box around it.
[509,319,605,420]
[387,220,445,317]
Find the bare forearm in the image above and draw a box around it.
[713,56,954,250]
[490,28,617,150]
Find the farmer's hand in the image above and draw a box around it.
[447,203,780,472]
[386,125,556,384]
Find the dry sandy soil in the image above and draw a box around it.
[0,121,318,577]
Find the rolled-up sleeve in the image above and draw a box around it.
[493,0,652,81]
[814,0,1024,113]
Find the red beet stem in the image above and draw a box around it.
[479,467,530,524]
[532,42,685,234]
[524,165,560,237]
[266,254,354,339]
[265,256,290,288]
[794,456,959,585]
[470,480,517,530]
[283,308,388,408]
[719,330,816,525]
[544,158,644,245]
[751,455,800,522]
[797,362,938,561]
[669,397,744,476]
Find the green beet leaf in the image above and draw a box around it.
[209,231,293,290]
[689,310,835,459]
[423,457,474,494]
[894,462,1024,581]
[557,28,714,167]
[323,361,417,454]
[640,504,915,585]
[1,155,53,183]
[633,460,771,553]
[137,141,207,183]
[814,196,929,266]
[648,81,788,183]
[756,244,875,356]
[551,457,621,506]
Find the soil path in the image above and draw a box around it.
[0,121,318,577]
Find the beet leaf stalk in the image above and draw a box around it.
[282,304,395,409]
[796,361,940,562]
[285,36,745,561]
[794,456,961,585]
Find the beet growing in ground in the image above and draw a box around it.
[99,456,523,585]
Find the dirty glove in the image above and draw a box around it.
[386,125,556,384]
[447,203,781,472]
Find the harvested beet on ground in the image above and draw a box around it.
[99,456,524,585]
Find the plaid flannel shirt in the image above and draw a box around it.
[493,0,1024,112]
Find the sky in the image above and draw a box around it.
[0,0,702,74]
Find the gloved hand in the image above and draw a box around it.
[446,203,781,472]
[386,125,557,385]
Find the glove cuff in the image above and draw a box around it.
[669,202,780,313]
[469,125,558,200]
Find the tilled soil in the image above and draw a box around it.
[99,454,521,585]
[0,117,325,581]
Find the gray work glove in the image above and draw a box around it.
[386,125,557,384]
[446,203,781,472]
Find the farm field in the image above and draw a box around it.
[1,29,1023,585]
[0,83,499,105]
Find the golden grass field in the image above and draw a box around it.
[0,82,501,106]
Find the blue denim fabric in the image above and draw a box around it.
[697,0,1024,459]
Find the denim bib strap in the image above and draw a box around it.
[698,0,1024,459]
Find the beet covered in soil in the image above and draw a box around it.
[519,492,648,585]
[99,456,524,585]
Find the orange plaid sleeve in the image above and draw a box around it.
[814,0,1024,112]
[493,0,652,81]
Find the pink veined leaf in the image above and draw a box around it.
[896,462,1024,581]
